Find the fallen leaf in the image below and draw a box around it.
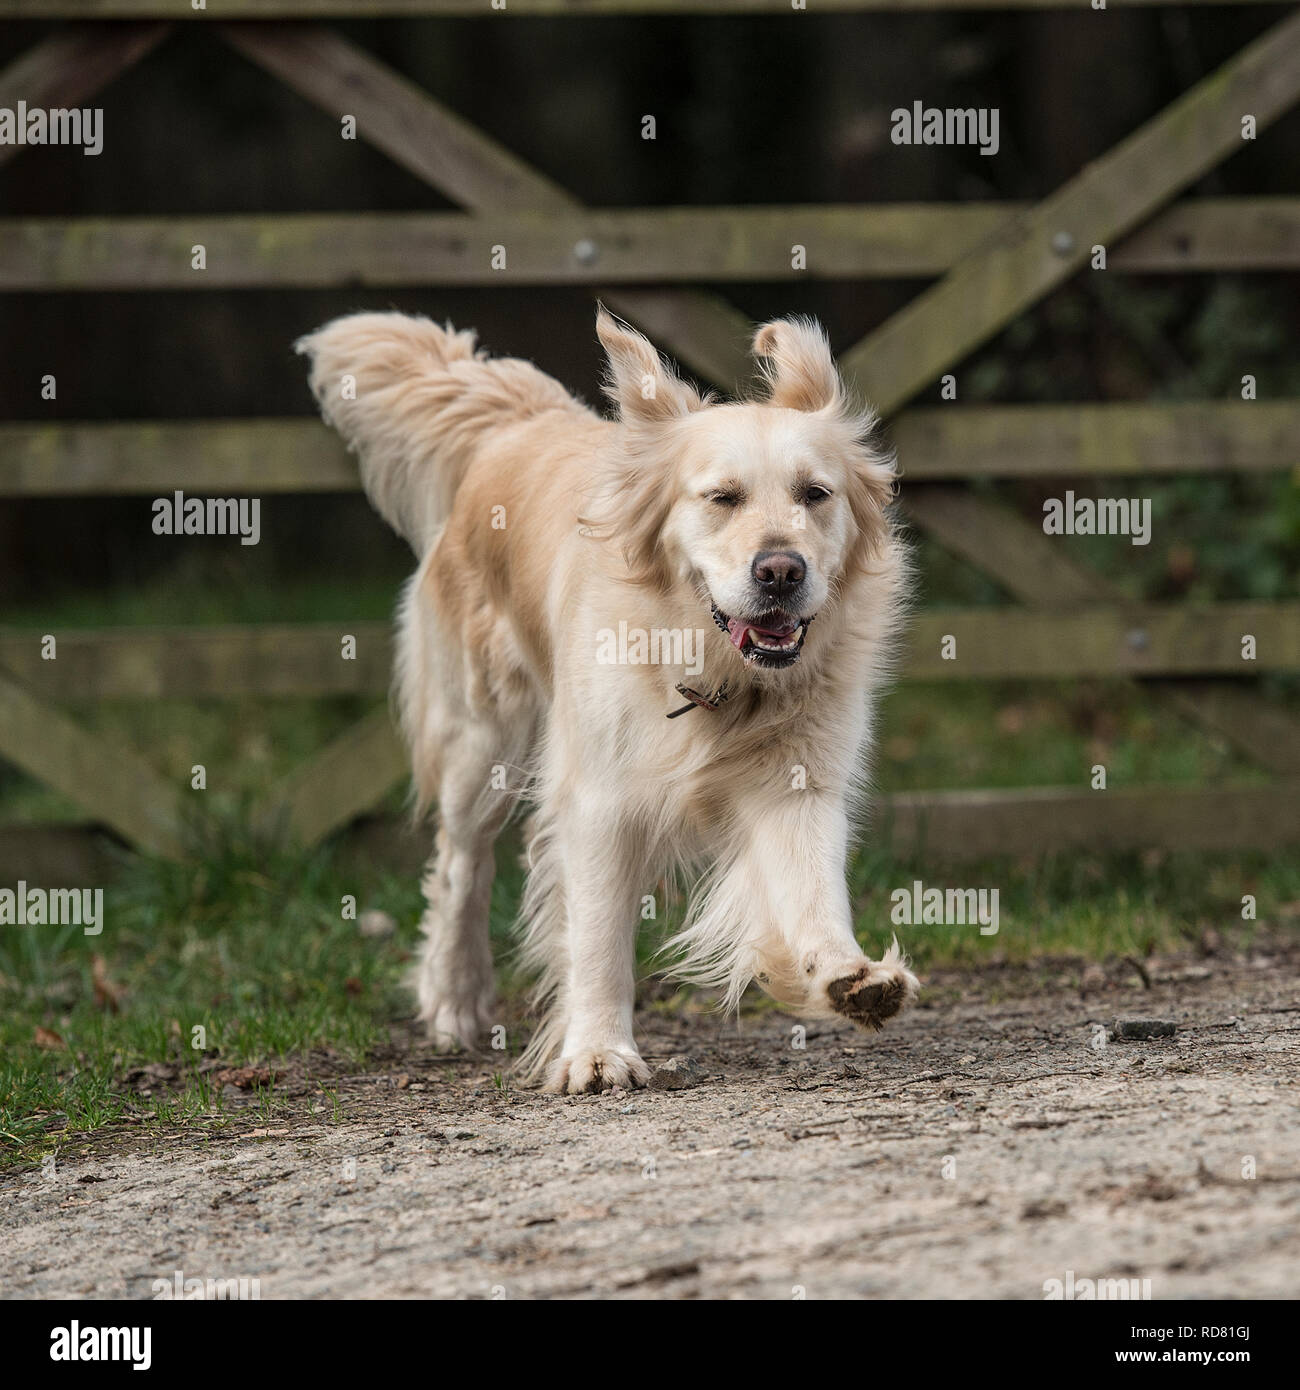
[212,1066,277,1090]
[33,1025,65,1050]
[91,954,122,1013]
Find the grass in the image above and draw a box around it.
[3,798,1297,1168]
[0,825,423,1161]
[849,842,1296,967]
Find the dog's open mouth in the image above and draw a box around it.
[710,602,813,667]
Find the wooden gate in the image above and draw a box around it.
[2,1,1298,867]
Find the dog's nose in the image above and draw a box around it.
[751,549,806,597]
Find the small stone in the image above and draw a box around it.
[1114,1017,1176,1040]
[359,909,397,939]
[648,1055,704,1091]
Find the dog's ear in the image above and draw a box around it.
[597,307,702,423]
[752,317,843,413]
[755,317,894,562]
[844,440,897,567]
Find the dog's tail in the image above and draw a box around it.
[296,311,575,556]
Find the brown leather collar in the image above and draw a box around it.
[666,681,731,719]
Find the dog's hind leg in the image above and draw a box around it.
[412,709,530,1050]
[398,553,538,1049]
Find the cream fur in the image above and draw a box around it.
[296,308,918,1095]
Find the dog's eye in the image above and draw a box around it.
[799,485,833,505]
[706,491,744,508]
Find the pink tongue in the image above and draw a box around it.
[726,616,796,649]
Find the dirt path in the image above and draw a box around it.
[3,944,1298,1300]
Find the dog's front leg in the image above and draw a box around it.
[741,791,919,1030]
[542,796,653,1095]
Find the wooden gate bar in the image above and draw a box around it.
[252,704,409,846]
[0,669,186,858]
[0,624,391,699]
[903,486,1115,606]
[3,201,1298,290]
[219,21,756,391]
[219,23,572,215]
[904,486,1300,774]
[0,420,358,497]
[6,404,1296,497]
[0,21,171,170]
[839,9,1300,415]
[880,781,1300,859]
[3,603,1296,699]
[894,402,1298,479]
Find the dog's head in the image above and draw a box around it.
[593,308,896,671]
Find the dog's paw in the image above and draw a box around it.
[543,1047,651,1095]
[826,954,919,1032]
[418,997,494,1053]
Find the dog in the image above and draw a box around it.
[297,307,918,1093]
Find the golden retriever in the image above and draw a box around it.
[297,308,917,1093]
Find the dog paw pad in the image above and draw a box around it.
[827,962,917,1031]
